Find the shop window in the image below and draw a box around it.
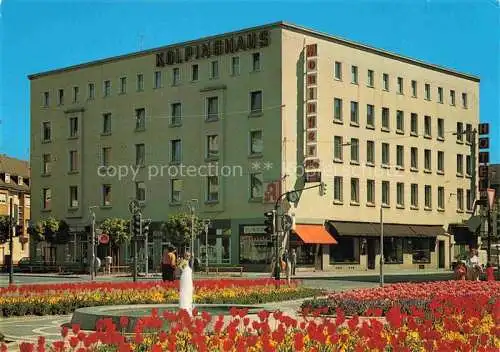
[411,238,432,264]
[239,234,272,264]
[329,237,359,264]
[383,237,403,264]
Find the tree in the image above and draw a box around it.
[100,218,130,264]
[161,212,204,250]
[27,217,70,243]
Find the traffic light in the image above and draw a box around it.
[142,219,150,238]
[132,214,142,237]
[319,182,327,196]
[14,225,23,237]
[264,210,276,236]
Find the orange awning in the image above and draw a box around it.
[294,225,337,244]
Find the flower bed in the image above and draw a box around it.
[4,294,499,352]
[0,279,321,317]
[301,281,500,316]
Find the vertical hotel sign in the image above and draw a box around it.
[478,123,490,200]
[304,43,321,183]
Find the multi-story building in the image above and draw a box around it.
[29,21,479,272]
[0,155,31,265]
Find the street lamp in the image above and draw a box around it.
[89,206,97,281]
[202,219,211,274]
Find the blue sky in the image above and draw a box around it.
[1,0,499,162]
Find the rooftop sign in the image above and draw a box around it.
[155,30,270,67]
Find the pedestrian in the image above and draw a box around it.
[455,261,467,281]
[162,245,177,282]
[466,248,481,281]
[282,250,291,285]
[291,249,297,276]
[485,262,495,281]
[94,257,101,277]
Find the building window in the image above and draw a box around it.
[58,89,64,105]
[410,113,418,136]
[250,173,263,200]
[366,104,374,128]
[206,96,219,121]
[396,110,404,133]
[366,141,375,164]
[437,151,444,173]
[25,195,30,208]
[88,83,95,100]
[250,91,263,114]
[135,108,146,130]
[351,65,358,84]
[154,71,162,88]
[382,143,389,166]
[438,87,443,103]
[424,185,432,209]
[137,74,144,91]
[252,53,261,72]
[334,136,343,161]
[383,73,389,91]
[457,188,464,211]
[396,182,404,207]
[210,61,219,79]
[73,86,79,103]
[412,238,432,264]
[206,135,219,159]
[120,77,127,94]
[207,176,219,202]
[42,188,51,210]
[367,69,374,87]
[465,124,472,144]
[424,116,431,137]
[450,90,456,106]
[456,154,463,175]
[69,186,78,208]
[350,138,359,163]
[382,107,390,130]
[42,121,51,142]
[135,143,145,166]
[411,147,418,169]
[250,130,263,155]
[367,179,375,204]
[170,139,182,163]
[102,147,111,166]
[462,92,468,108]
[102,113,112,135]
[425,83,431,100]
[136,182,146,202]
[466,155,472,176]
[437,118,444,139]
[411,184,418,207]
[456,122,463,142]
[334,61,342,80]
[382,181,390,206]
[466,190,473,211]
[169,103,182,125]
[231,56,240,76]
[334,98,343,122]
[334,176,343,202]
[438,186,445,210]
[43,92,49,107]
[191,64,199,81]
[69,150,78,172]
[172,68,181,85]
[411,80,417,97]
[69,117,78,138]
[42,154,51,175]
[170,179,182,203]
[330,237,359,264]
[396,145,404,168]
[102,184,112,206]
[424,149,431,171]
[397,77,404,94]
[350,178,359,203]
[350,101,359,125]
[104,80,111,97]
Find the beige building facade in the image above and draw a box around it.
[29,22,479,272]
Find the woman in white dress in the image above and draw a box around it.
[466,248,481,281]
[179,252,194,316]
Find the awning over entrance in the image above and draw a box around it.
[328,221,444,238]
[293,225,337,244]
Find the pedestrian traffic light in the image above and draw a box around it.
[14,225,22,237]
[319,182,327,196]
[132,214,142,237]
[264,210,275,236]
[142,219,150,238]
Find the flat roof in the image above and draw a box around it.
[28,21,480,82]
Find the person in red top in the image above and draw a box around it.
[485,262,495,281]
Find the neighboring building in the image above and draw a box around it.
[489,164,500,263]
[29,21,479,272]
[0,155,31,265]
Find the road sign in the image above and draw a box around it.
[129,200,140,214]
[487,188,496,209]
[99,233,110,244]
